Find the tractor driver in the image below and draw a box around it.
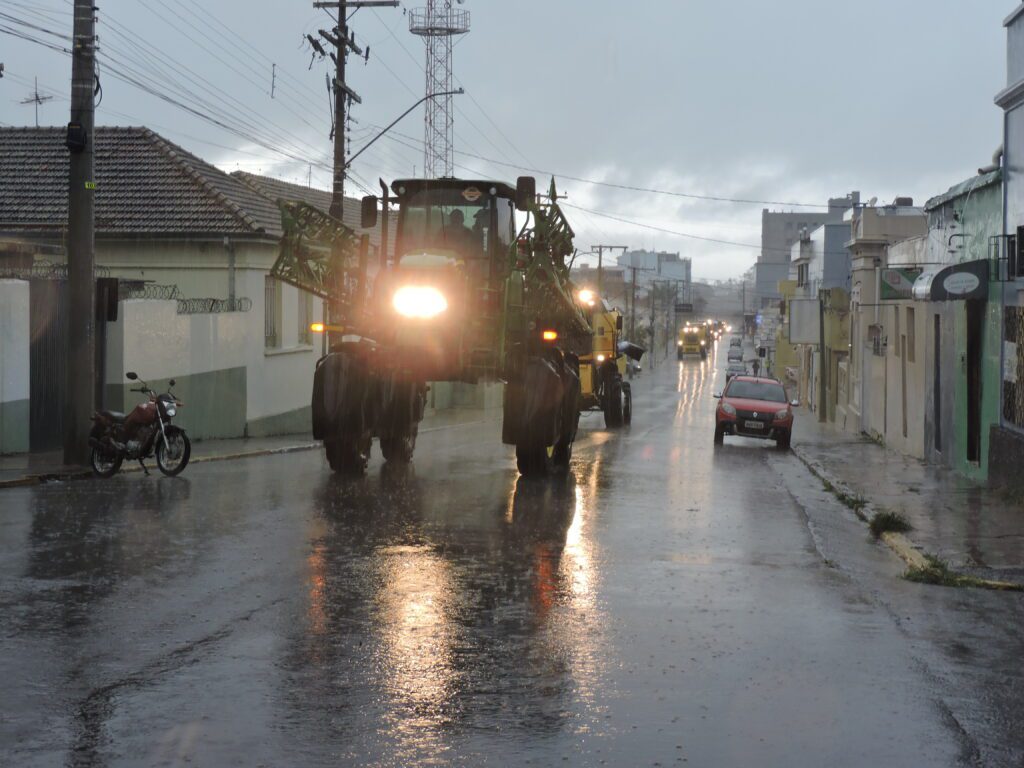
[443,209,475,253]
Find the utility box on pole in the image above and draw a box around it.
[64,0,97,465]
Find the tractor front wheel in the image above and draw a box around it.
[325,437,370,475]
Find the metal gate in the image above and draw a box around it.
[28,278,112,452]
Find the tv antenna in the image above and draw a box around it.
[20,78,53,127]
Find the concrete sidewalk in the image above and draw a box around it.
[791,415,1024,581]
[0,405,500,489]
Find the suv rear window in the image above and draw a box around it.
[725,380,786,403]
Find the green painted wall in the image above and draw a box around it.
[246,405,312,438]
[935,174,1002,481]
[0,398,29,454]
[107,366,247,441]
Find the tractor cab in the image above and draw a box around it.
[360,178,527,382]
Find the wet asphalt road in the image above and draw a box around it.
[3,342,1024,767]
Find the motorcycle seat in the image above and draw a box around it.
[100,410,126,423]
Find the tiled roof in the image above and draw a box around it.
[232,171,393,251]
[0,126,283,237]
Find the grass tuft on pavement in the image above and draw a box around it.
[904,555,991,588]
[869,510,912,538]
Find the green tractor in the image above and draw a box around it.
[274,176,592,477]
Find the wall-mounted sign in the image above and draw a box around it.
[943,272,981,296]
[912,259,988,301]
[675,302,693,313]
[880,267,922,300]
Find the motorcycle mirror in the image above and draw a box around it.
[126,372,138,380]
[169,379,176,387]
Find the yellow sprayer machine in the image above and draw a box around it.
[575,289,644,427]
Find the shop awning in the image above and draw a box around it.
[911,259,988,301]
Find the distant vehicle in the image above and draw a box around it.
[677,326,707,360]
[725,361,747,381]
[713,376,798,449]
[729,336,742,348]
[727,347,743,362]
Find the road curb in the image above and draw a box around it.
[791,444,1023,592]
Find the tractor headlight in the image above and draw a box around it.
[700,340,706,346]
[392,286,448,319]
[597,354,606,362]
[677,340,683,346]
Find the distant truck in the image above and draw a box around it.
[677,325,707,360]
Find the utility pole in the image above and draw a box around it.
[312,0,398,220]
[591,244,627,297]
[649,284,657,369]
[311,0,397,333]
[64,0,97,465]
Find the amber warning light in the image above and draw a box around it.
[542,330,558,342]
[309,322,344,334]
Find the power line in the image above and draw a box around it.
[562,202,763,251]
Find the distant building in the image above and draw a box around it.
[571,264,627,306]
[754,192,859,307]
[618,249,692,288]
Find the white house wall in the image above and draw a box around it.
[0,280,30,453]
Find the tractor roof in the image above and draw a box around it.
[391,178,517,200]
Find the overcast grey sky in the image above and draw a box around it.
[0,1,1011,279]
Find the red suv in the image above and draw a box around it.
[714,376,797,449]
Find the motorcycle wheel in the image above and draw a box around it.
[156,432,191,476]
[90,446,123,478]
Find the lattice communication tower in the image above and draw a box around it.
[409,1,470,178]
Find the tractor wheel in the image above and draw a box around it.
[604,379,623,428]
[622,385,632,425]
[380,422,418,464]
[325,437,369,475]
[516,443,554,477]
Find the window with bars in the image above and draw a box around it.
[265,276,281,348]
[298,291,313,345]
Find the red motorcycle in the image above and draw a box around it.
[89,372,191,477]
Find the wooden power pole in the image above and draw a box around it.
[64,0,97,465]
[313,0,398,221]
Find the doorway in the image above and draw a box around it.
[965,300,983,463]
[933,314,941,453]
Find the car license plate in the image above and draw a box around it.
[744,420,764,430]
